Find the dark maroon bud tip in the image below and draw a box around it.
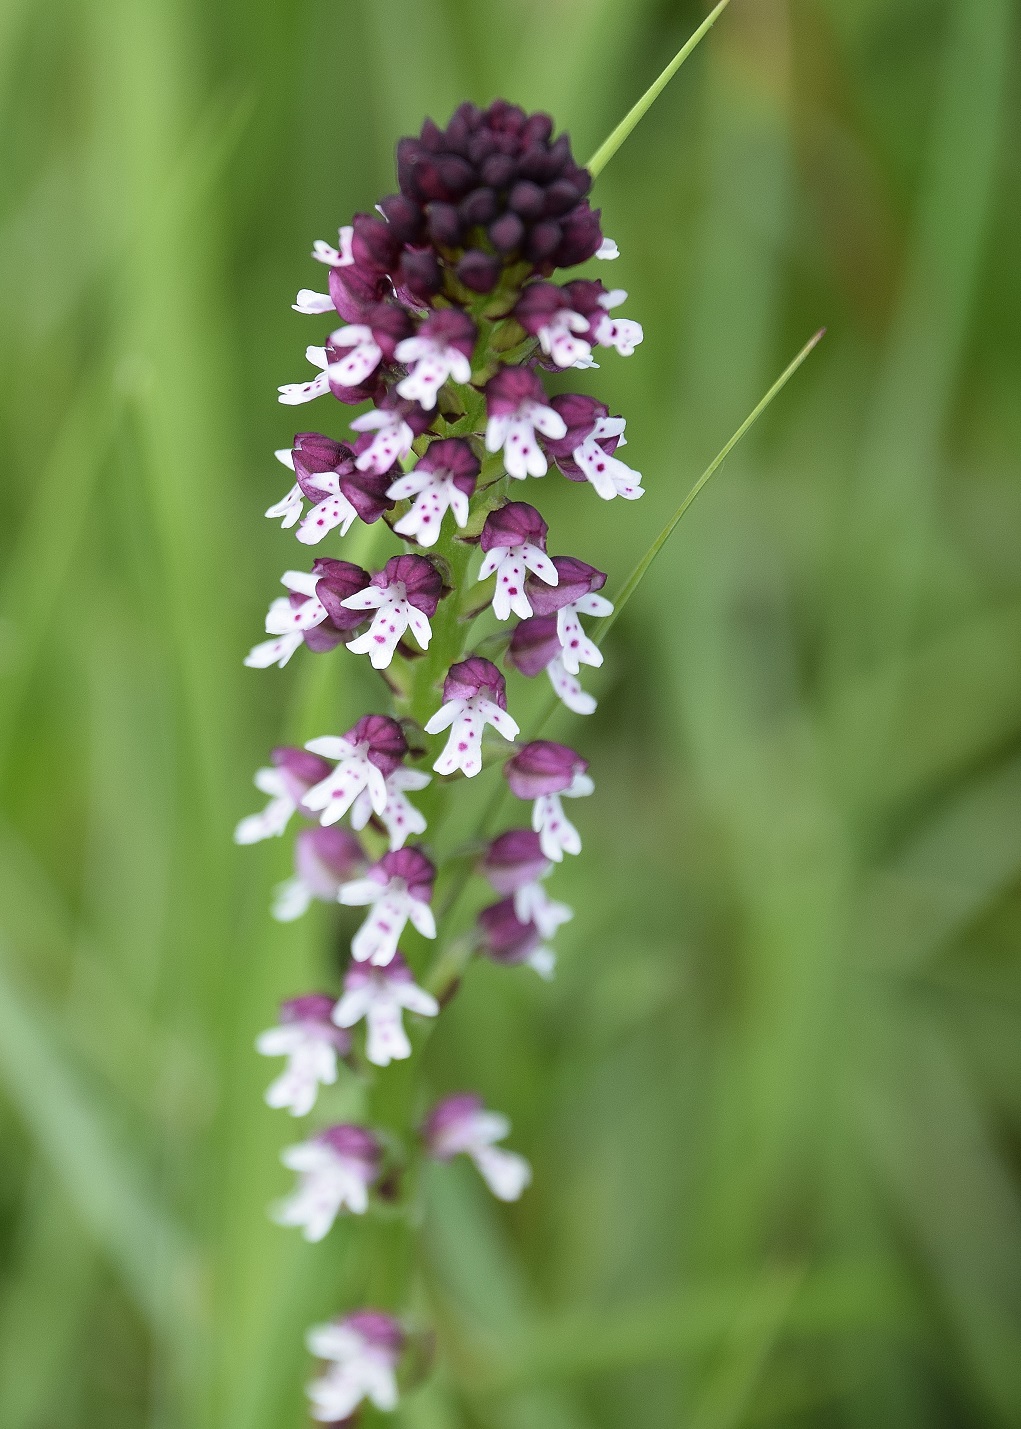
[525,220,563,263]
[508,180,545,218]
[459,187,499,227]
[398,247,442,300]
[457,249,501,294]
[489,212,525,253]
[426,201,463,248]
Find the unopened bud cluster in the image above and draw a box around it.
[237,99,644,1421]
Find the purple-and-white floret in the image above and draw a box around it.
[332,952,439,1067]
[256,994,350,1117]
[524,556,613,674]
[395,309,477,409]
[388,437,480,548]
[507,612,597,716]
[478,502,558,620]
[477,896,557,979]
[544,393,642,501]
[272,826,367,923]
[302,715,409,826]
[342,554,444,669]
[484,367,567,479]
[339,847,437,966]
[423,1093,532,1200]
[504,740,593,861]
[306,1310,404,1423]
[425,657,519,777]
[234,746,333,844]
[273,1125,382,1241]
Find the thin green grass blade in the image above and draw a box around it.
[595,329,825,645]
[586,0,733,177]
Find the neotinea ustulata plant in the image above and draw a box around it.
[234,3,820,1418]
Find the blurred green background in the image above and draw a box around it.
[2,0,1021,1425]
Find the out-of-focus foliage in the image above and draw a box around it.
[2,0,1020,1425]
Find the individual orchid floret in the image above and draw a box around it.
[504,740,594,861]
[273,1125,382,1240]
[256,994,350,1117]
[515,283,597,370]
[389,438,480,548]
[280,432,396,544]
[312,224,355,268]
[272,826,367,923]
[506,612,597,715]
[484,367,567,479]
[350,766,430,852]
[350,393,430,475]
[588,285,643,355]
[234,746,333,844]
[306,1310,404,1423]
[544,393,642,501]
[478,502,558,620]
[481,829,572,934]
[342,554,444,669]
[422,1094,532,1201]
[302,714,409,826]
[332,952,439,1067]
[481,829,552,895]
[244,562,371,669]
[477,896,556,979]
[425,657,519,777]
[395,309,477,409]
[524,556,613,675]
[339,847,437,967]
[327,303,413,389]
[278,344,332,406]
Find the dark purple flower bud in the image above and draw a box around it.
[524,556,606,616]
[457,249,502,294]
[426,201,463,247]
[421,1092,484,1156]
[376,846,436,903]
[396,246,442,302]
[544,177,583,216]
[506,612,561,677]
[508,180,545,218]
[481,829,551,894]
[477,897,541,966]
[416,436,481,487]
[378,193,424,244]
[351,212,400,274]
[484,364,548,416]
[343,714,408,776]
[311,559,371,633]
[459,187,499,227]
[271,745,333,808]
[315,1123,383,1175]
[554,200,603,268]
[504,740,588,799]
[295,825,367,897]
[489,212,525,253]
[480,501,548,553]
[481,152,517,188]
[442,656,508,708]
[373,555,444,616]
[524,221,563,263]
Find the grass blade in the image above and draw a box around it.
[586,0,733,177]
[596,329,825,645]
